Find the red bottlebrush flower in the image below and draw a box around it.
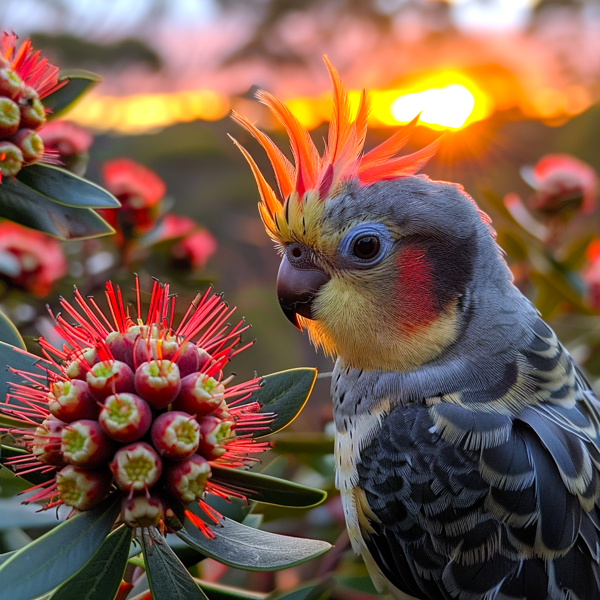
[154,214,196,242]
[1,33,64,100]
[102,158,165,209]
[0,33,68,183]
[171,228,218,271]
[100,159,166,241]
[0,221,67,296]
[0,277,272,532]
[524,154,598,218]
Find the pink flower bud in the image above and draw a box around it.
[18,86,46,130]
[174,342,200,378]
[121,493,165,528]
[197,348,212,371]
[106,329,139,369]
[0,97,20,137]
[151,411,200,460]
[56,465,112,510]
[61,419,115,468]
[133,328,179,366]
[31,415,65,466]
[0,66,23,100]
[48,379,98,423]
[209,398,233,422]
[99,393,152,443]
[0,141,23,178]
[197,416,232,460]
[110,441,162,493]
[11,128,44,164]
[134,359,181,409]
[172,373,224,416]
[87,360,135,400]
[66,348,99,380]
[163,454,211,504]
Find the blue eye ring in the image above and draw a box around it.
[337,223,393,268]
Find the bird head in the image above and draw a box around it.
[231,59,501,373]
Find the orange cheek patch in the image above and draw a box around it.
[395,246,438,332]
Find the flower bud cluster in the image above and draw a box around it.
[1,280,270,531]
[0,55,46,179]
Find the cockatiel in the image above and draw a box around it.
[231,60,600,600]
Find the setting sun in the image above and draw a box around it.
[390,84,476,129]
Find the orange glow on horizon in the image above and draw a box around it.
[62,70,592,136]
[283,72,495,132]
[67,89,231,135]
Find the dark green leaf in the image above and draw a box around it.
[0,499,62,530]
[211,465,326,508]
[142,527,209,600]
[0,178,114,240]
[250,369,317,438]
[177,514,331,571]
[17,164,120,209]
[44,70,102,119]
[0,495,120,600]
[0,311,25,350]
[0,552,15,568]
[195,580,267,600]
[268,581,333,600]
[0,341,59,415]
[48,525,132,600]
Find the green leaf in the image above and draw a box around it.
[142,527,209,600]
[211,465,327,508]
[194,580,267,600]
[251,369,317,438]
[17,164,120,209]
[0,495,120,600]
[0,341,59,414]
[268,582,332,600]
[50,525,132,600]
[48,525,132,600]
[177,514,331,571]
[44,70,102,119]
[0,178,114,240]
[0,552,15,568]
[0,311,25,350]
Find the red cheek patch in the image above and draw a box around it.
[395,246,437,332]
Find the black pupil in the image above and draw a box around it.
[353,236,379,259]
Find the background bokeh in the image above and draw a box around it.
[3,2,600,595]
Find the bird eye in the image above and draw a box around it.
[352,235,380,260]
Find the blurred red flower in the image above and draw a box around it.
[39,120,92,157]
[100,159,166,242]
[525,154,598,218]
[584,240,600,312]
[0,221,67,296]
[39,120,93,175]
[171,228,218,270]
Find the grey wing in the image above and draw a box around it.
[356,319,600,600]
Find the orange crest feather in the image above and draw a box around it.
[231,57,443,241]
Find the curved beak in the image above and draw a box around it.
[276,255,330,330]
